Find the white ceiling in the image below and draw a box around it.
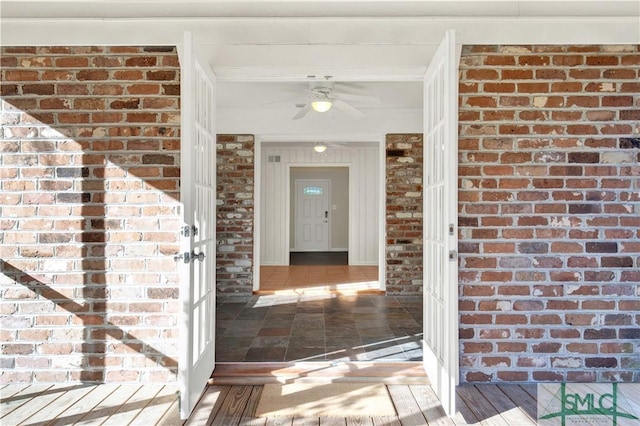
[217,81,422,110]
[3,0,639,19]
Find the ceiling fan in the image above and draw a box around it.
[293,81,381,120]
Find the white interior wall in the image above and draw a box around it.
[261,145,379,265]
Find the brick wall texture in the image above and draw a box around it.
[0,46,182,383]
[216,134,254,294]
[458,45,640,383]
[386,134,423,294]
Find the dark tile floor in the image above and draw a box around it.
[289,251,348,265]
[215,294,423,362]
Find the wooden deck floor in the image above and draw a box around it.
[0,383,181,426]
[1,381,537,425]
[187,383,538,426]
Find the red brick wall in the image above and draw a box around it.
[386,134,423,294]
[0,46,181,383]
[458,45,640,382]
[216,134,254,294]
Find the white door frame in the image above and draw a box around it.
[252,138,387,292]
[293,178,332,252]
[286,164,348,258]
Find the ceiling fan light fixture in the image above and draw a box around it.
[313,143,327,153]
[311,99,332,112]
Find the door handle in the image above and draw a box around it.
[325,211,328,218]
[191,251,205,262]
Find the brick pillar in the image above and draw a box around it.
[216,134,254,294]
[0,46,181,384]
[385,134,423,294]
[458,44,640,383]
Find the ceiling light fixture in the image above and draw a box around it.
[311,92,333,113]
[311,100,332,113]
[313,143,327,153]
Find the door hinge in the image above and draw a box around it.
[449,250,457,261]
[181,225,190,237]
[449,223,455,236]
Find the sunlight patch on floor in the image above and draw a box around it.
[256,279,382,296]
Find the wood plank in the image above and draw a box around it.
[129,385,179,426]
[19,384,98,426]
[496,385,537,421]
[519,384,537,401]
[239,386,267,426]
[156,399,185,426]
[474,385,536,426]
[619,383,640,412]
[99,384,164,426]
[0,384,31,402]
[408,385,454,426]
[453,392,480,426]
[212,385,253,425]
[185,386,230,426]
[74,385,143,425]
[292,417,319,426]
[0,384,54,418]
[49,385,120,426]
[319,417,346,426]
[266,416,294,426]
[372,416,400,426]
[386,385,428,425]
[1,384,74,426]
[456,386,509,426]
[346,416,373,425]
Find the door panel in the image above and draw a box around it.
[423,29,459,417]
[295,179,330,251]
[178,31,217,420]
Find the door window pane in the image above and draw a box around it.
[304,186,324,196]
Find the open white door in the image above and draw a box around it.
[177,31,217,420]
[423,29,459,417]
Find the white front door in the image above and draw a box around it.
[423,29,459,417]
[177,31,217,420]
[294,179,330,251]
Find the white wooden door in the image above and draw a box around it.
[423,29,459,417]
[177,31,217,420]
[294,179,330,251]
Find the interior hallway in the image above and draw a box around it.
[215,265,423,363]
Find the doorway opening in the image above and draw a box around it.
[256,142,384,294]
[290,168,348,266]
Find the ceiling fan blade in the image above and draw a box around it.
[332,99,365,119]
[292,103,311,120]
[327,142,356,150]
[332,92,381,104]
